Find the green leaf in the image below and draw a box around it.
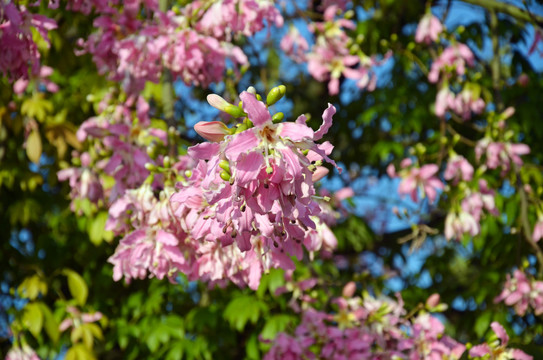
[21,94,53,122]
[38,302,59,343]
[26,130,42,164]
[474,310,493,338]
[23,303,43,338]
[63,269,88,306]
[18,275,47,300]
[224,295,268,331]
[87,211,109,245]
[260,314,292,340]
[65,344,96,360]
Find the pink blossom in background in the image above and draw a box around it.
[428,43,474,83]
[533,218,543,242]
[444,155,473,184]
[452,87,485,119]
[265,292,465,359]
[415,13,443,45]
[281,27,309,63]
[475,138,530,174]
[59,306,103,332]
[495,269,543,317]
[0,3,57,83]
[396,164,444,204]
[444,211,479,240]
[469,322,533,360]
[434,86,456,117]
[5,345,40,360]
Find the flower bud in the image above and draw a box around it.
[426,293,440,308]
[220,171,231,181]
[219,160,231,174]
[207,94,246,118]
[194,121,230,142]
[272,112,284,123]
[342,281,357,298]
[267,85,287,106]
[312,166,329,182]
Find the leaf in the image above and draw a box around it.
[65,344,96,360]
[38,302,59,343]
[260,314,292,340]
[474,310,493,338]
[63,269,88,306]
[88,212,109,246]
[26,130,42,164]
[23,303,43,338]
[223,295,268,332]
[18,275,47,300]
[21,93,53,122]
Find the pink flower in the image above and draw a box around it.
[444,211,479,240]
[428,43,474,83]
[469,322,532,360]
[533,218,543,242]
[415,13,443,45]
[59,306,103,332]
[444,155,473,184]
[194,121,231,142]
[281,26,309,63]
[397,164,444,204]
[475,138,530,174]
[5,345,40,360]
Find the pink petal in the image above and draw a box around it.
[188,142,220,160]
[240,91,271,126]
[279,123,314,141]
[235,151,264,184]
[225,130,259,161]
[490,321,509,344]
[314,103,336,140]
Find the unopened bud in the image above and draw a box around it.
[342,281,357,298]
[247,86,257,94]
[220,171,231,181]
[267,85,287,106]
[184,170,192,178]
[194,121,230,142]
[272,112,284,123]
[312,166,329,182]
[163,156,171,167]
[219,159,231,174]
[145,163,157,171]
[426,293,440,309]
[207,94,246,118]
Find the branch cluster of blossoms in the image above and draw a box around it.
[281,2,389,95]
[415,13,485,119]
[265,280,532,360]
[59,85,341,290]
[0,2,57,94]
[495,269,543,316]
[73,0,281,95]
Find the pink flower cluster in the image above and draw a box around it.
[5,345,40,360]
[494,269,543,317]
[59,306,103,333]
[445,179,498,241]
[387,159,444,204]
[415,13,443,45]
[293,5,387,95]
[475,138,530,175]
[428,43,474,84]
[469,322,532,360]
[435,86,485,119]
[165,88,340,289]
[77,1,283,95]
[265,292,466,360]
[58,94,162,210]
[0,2,57,92]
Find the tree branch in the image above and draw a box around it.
[460,0,543,24]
